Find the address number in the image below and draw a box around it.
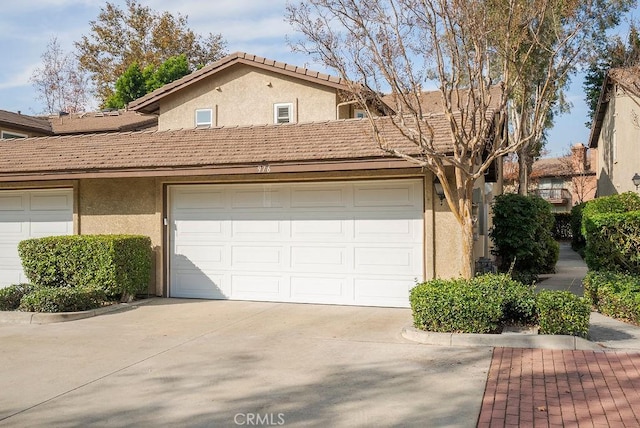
[257,165,271,173]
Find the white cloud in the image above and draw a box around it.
[0,63,39,90]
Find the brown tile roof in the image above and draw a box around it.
[381,86,504,115]
[0,110,52,135]
[129,52,348,114]
[47,110,157,134]
[0,115,464,180]
[589,67,640,148]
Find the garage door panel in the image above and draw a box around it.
[354,183,419,208]
[354,278,414,306]
[231,275,282,297]
[290,218,345,239]
[0,195,25,211]
[232,218,281,236]
[29,218,73,236]
[0,219,24,235]
[291,276,346,301]
[30,193,72,211]
[173,270,226,299]
[354,247,415,272]
[170,179,423,307]
[291,187,346,208]
[291,246,346,270]
[173,189,225,210]
[175,244,224,264]
[231,245,282,266]
[231,188,284,209]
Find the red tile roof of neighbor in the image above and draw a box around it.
[129,52,349,114]
[47,110,157,134]
[0,115,466,179]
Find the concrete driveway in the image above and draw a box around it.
[0,299,492,427]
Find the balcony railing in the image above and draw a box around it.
[532,188,571,205]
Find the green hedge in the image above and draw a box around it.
[0,284,36,311]
[409,274,536,334]
[536,290,590,338]
[583,270,640,324]
[490,194,559,282]
[583,211,640,274]
[19,286,106,313]
[18,235,152,300]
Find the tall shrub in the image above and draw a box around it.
[581,192,640,274]
[490,194,559,282]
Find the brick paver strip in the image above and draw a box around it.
[477,348,640,427]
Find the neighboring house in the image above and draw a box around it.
[0,52,504,308]
[48,110,157,135]
[589,66,640,196]
[0,110,52,138]
[503,144,597,212]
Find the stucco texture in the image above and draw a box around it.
[158,64,339,130]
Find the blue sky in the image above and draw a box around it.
[0,1,633,157]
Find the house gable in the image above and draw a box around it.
[157,63,341,130]
[129,52,351,130]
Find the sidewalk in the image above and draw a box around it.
[479,242,640,427]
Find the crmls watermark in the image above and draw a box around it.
[234,413,285,426]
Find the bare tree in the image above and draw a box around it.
[287,0,626,278]
[30,37,90,114]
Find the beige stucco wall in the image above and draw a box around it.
[158,64,339,130]
[78,178,162,294]
[596,88,640,196]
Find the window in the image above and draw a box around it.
[274,103,294,124]
[354,109,366,119]
[1,131,27,139]
[195,109,213,128]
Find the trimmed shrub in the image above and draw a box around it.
[583,270,640,324]
[490,194,559,282]
[18,235,152,300]
[410,278,503,333]
[583,211,640,274]
[19,286,106,313]
[536,290,590,338]
[0,284,36,311]
[570,203,586,256]
[409,274,536,333]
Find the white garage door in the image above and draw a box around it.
[169,179,424,307]
[0,189,74,287]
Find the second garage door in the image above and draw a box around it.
[169,179,424,307]
[0,189,73,287]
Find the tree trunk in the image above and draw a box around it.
[459,195,475,279]
[517,148,531,195]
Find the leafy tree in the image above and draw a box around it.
[144,54,191,92]
[30,37,90,114]
[105,55,191,109]
[75,0,226,105]
[583,24,640,127]
[287,0,631,278]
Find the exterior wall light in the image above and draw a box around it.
[433,178,445,205]
[633,173,640,191]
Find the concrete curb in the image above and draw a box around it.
[402,326,605,351]
[0,297,158,325]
